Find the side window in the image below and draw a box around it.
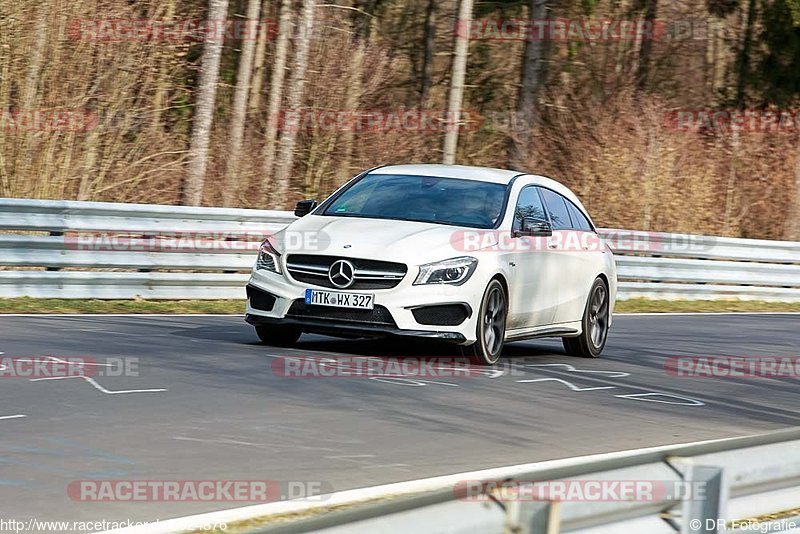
[566,201,594,232]
[512,187,547,231]
[540,189,572,230]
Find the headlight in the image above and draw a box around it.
[414,257,478,286]
[257,239,282,273]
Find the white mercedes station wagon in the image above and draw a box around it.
[246,164,617,364]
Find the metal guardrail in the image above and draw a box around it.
[239,429,800,534]
[1,198,799,301]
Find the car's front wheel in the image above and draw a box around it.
[465,279,507,366]
[255,324,302,347]
[562,278,610,358]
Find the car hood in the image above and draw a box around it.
[271,215,499,264]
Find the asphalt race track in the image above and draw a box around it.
[0,313,798,531]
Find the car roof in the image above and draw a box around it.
[370,164,521,185]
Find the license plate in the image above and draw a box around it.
[305,289,375,310]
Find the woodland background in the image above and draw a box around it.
[2,0,800,240]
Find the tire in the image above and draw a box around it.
[464,279,507,366]
[255,324,301,347]
[562,278,610,358]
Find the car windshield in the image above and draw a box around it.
[322,174,508,229]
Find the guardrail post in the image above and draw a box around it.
[667,457,727,534]
[504,500,559,534]
[46,231,63,271]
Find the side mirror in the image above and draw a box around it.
[515,218,553,238]
[294,200,318,217]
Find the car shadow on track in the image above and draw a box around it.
[289,335,563,364]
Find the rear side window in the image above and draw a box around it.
[566,201,594,232]
[539,188,572,230]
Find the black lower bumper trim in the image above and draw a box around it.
[245,314,466,343]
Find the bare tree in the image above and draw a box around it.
[420,0,436,103]
[442,0,474,165]
[262,0,293,191]
[222,0,262,207]
[636,0,658,90]
[183,0,229,207]
[150,0,177,132]
[248,1,271,113]
[735,0,757,108]
[336,43,365,183]
[272,0,316,209]
[509,0,549,170]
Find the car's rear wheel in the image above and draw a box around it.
[464,279,507,366]
[562,278,609,358]
[255,325,302,347]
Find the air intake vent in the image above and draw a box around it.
[411,304,471,326]
[247,285,277,312]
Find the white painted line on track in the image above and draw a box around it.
[30,375,166,395]
[101,434,750,534]
[0,312,797,318]
[0,415,26,421]
[615,311,800,316]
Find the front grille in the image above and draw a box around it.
[286,300,397,327]
[412,304,471,326]
[286,255,407,290]
[247,285,277,312]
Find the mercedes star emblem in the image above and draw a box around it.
[328,259,356,289]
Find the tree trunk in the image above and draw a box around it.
[151,0,176,132]
[336,43,365,186]
[222,0,262,207]
[442,0,474,165]
[353,0,384,39]
[420,0,436,104]
[272,0,315,209]
[262,0,293,191]
[248,1,271,113]
[636,0,658,90]
[736,0,757,109]
[182,0,229,207]
[508,0,549,170]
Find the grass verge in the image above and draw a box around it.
[0,298,246,314]
[615,298,800,313]
[0,298,797,315]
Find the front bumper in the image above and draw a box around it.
[245,267,484,344]
[245,312,467,342]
